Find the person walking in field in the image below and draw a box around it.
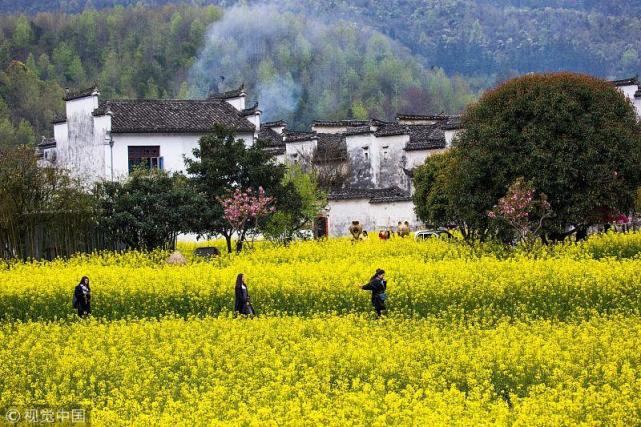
[73,276,91,317]
[358,268,387,317]
[234,273,256,316]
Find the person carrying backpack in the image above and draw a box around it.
[73,276,91,317]
[357,268,387,317]
[234,273,256,317]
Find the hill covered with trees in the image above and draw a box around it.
[3,0,640,78]
[0,0,639,147]
[0,3,474,147]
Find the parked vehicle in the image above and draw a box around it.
[414,229,454,240]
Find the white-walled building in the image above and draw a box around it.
[40,76,641,237]
[43,85,257,182]
[612,76,641,117]
[259,116,461,236]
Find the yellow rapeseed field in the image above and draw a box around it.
[1,233,641,425]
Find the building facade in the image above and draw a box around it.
[42,85,258,183]
[40,76,641,237]
[258,116,462,236]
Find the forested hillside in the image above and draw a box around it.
[3,0,640,78]
[0,0,639,147]
[0,6,222,147]
[0,4,474,147]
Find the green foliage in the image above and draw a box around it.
[0,5,223,146]
[96,168,198,251]
[264,164,327,245]
[414,72,641,242]
[0,145,96,260]
[185,126,296,253]
[188,4,475,128]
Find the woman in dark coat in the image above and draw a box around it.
[359,268,387,317]
[74,276,91,317]
[234,273,255,316]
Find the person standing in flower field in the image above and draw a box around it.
[357,268,387,317]
[73,276,91,317]
[234,273,256,316]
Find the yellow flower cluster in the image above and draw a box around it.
[1,233,641,321]
[1,232,641,425]
[1,316,640,425]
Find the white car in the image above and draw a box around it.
[414,229,454,240]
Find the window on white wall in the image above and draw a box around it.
[382,146,389,160]
[362,146,369,160]
[128,146,163,173]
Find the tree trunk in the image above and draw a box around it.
[224,233,232,254]
[236,229,247,254]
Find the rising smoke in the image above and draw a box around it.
[187,2,469,128]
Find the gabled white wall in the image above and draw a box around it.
[326,199,421,236]
[404,148,448,170]
[374,134,409,190]
[108,131,255,180]
[58,94,106,185]
[245,112,260,132]
[225,95,246,111]
[269,125,286,135]
[344,133,377,188]
[618,84,637,102]
[444,130,460,148]
[285,139,317,164]
[616,84,641,118]
[311,125,346,134]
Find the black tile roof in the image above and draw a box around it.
[38,137,56,148]
[313,133,347,163]
[328,186,412,203]
[63,86,99,101]
[52,114,67,124]
[441,115,462,130]
[241,102,260,116]
[264,146,286,155]
[93,99,256,134]
[610,76,640,87]
[343,125,372,136]
[258,127,284,147]
[397,113,450,122]
[207,84,246,100]
[283,130,317,142]
[262,120,287,128]
[313,120,370,127]
[404,124,447,151]
[374,123,408,137]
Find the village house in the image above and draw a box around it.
[41,85,258,183]
[258,115,462,236]
[39,76,641,237]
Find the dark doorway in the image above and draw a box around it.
[314,216,328,239]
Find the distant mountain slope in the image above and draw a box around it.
[0,4,474,147]
[1,0,639,79]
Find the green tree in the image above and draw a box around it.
[184,126,296,253]
[96,168,198,251]
[415,72,641,242]
[263,164,327,245]
[0,145,94,260]
[11,16,33,50]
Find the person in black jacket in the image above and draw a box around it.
[234,273,255,316]
[358,268,387,317]
[74,276,91,317]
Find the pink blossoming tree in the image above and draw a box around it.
[487,177,552,249]
[218,187,275,253]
